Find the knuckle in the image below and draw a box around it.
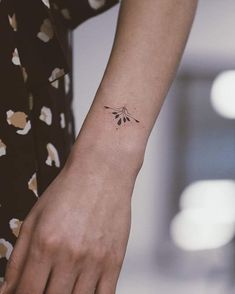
[71,244,87,261]
[64,245,79,261]
[41,236,59,252]
[34,229,60,253]
[91,246,108,263]
[65,242,91,264]
[67,237,90,261]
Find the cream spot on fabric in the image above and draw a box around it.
[49,68,65,81]
[49,68,65,88]
[46,143,60,168]
[51,80,59,89]
[16,121,31,135]
[7,110,27,128]
[0,239,13,260]
[12,48,21,66]
[41,0,50,8]
[6,110,31,135]
[0,140,6,157]
[64,74,70,94]
[21,67,28,82]
[37,18,54,43]
[28,173,38,197]
[39,106,52,125]
[8,14,17,31]
[60,113,66,129]
[9,219,23,237]
[61,8,71,20]
[68,122,72,134]
[88,0,106,10]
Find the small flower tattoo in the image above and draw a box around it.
[104,105,140,126]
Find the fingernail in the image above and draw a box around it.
[0,281,7,294]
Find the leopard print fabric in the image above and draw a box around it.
[0,0,119,279]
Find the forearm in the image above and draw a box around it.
[68,0,198,173]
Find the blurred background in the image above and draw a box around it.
[72,1,235,293]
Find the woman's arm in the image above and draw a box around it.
[2,1,198,293]
[70,0,198,170]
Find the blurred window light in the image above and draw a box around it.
[170,180,235,251]
[211,70,235,119]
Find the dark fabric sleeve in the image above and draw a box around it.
[51,0,120,30]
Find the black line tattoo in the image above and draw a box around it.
[104,105,140,126]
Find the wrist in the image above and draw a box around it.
[64,90,147,177]
[65,129,145,179]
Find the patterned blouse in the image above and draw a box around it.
[0,0,119,279]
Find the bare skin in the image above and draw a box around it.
[1,0,198,293]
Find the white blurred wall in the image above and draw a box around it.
[180,0,235,73]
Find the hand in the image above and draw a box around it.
[2,144,139,294]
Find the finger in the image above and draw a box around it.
[95,270,120,294]
[4,220,34,292]
[45,260,79,294]
[72,270,99,294]
[14,245,52,294]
